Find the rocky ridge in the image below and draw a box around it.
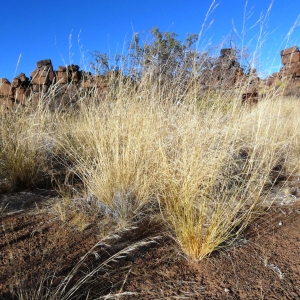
[0,46,299,108]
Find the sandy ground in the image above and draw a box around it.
[0,183,299,299]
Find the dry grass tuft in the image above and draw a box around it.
[0,106,58,188]
[52,76,300,260]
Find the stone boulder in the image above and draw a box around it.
[0,78,13,108]
[280,46,300,65]
[1,58,134,107]
[215,48,239,70]
[265,46,300,94]
[30,59,55,91]
[11,73,31,105]
[0,73,31,107]
[278,46,300,79]
[68,64,81,83]
[242,84,259,104]
[198,48,247,89]
[0,78,11,97]
[56,66,68,84]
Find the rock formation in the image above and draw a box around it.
[0,59,110,109]
[197,48,246,89]
[264,46,300,96]
[1,46,300,109]
[280,46,300,74]
[196,48,260,103]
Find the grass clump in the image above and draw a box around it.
[0,106,58,188]
[53,74,299,260]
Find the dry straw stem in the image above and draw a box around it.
[12,234,160,300]
[0,105,58,187]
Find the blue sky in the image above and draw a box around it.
[1,0,300,80]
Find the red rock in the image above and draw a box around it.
[31,72,48,85]
[0,79,11,96]
[56,71,68,84]
[40,67,51,77]
[97,83,108,96]
[281,52,300,65]
[58,66,67,72]
[12,78,21,88]
[68,64,79,72]
[32,84,39,92]
[93,75,106,84]
[280,46,299,56]
[31,65,55,85]
[220,48,235,56]
[0,78,10,84]
[71,71,81,83]
[18,73,28,82]
[42,85,49,93]
[48,72,55,83]
[36,59,52,68]
[31,60,55,85]
[291,62,300,74]
[15,88,28,105]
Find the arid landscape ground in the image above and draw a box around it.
[0,179,299,299]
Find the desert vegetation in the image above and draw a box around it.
[1,26,300,299]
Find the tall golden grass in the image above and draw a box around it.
[0,105,57,188]
[1,53,300,263]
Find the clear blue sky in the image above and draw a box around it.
[1,0,300,80]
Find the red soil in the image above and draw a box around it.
[0,188,299,299]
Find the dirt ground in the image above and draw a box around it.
[0,184,300,299]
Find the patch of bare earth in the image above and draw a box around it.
[0,186,300,299]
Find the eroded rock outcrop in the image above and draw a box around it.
[1,46,300,109]
[0,59,111,109]
[265,46,300,96]
[196,48,260,103]
[197,48,246,88]
[0,73,31,108]
[31,59,55,91]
